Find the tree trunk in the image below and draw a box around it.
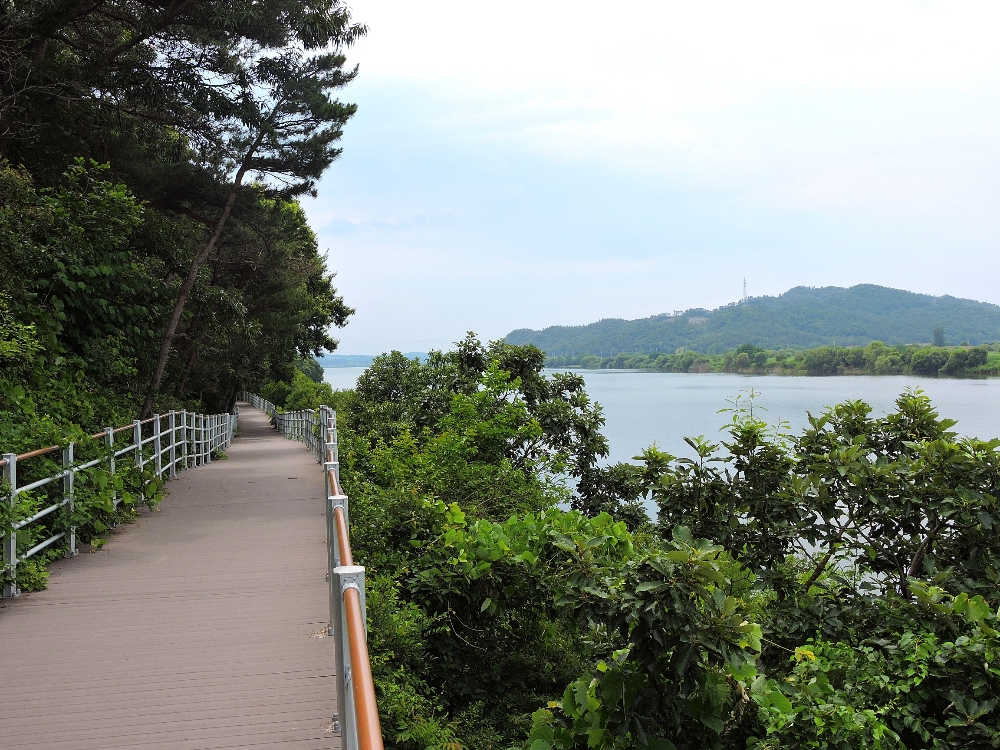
[140,187,240,418]
[176,346,200,396]
[140,119,269,418]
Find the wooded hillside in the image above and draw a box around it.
[0,0,362,442]
[507,285,1000,354]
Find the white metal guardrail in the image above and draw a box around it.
[243,393,326,462]
[241,393,383,750]
[2,408,238,599]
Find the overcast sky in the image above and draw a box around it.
[306,1,1000,354]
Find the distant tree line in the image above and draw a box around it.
[546,341,1000,377]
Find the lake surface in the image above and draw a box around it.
[325,367,1000,465]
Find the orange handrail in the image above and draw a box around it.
[328,466,343,497]
[16,445,60,461]
[345,585,384,750]
[334,504,354,566]
[11,421,166,464]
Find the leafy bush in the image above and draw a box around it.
[327,340,1000,750]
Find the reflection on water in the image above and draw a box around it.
[327,367,1000,465]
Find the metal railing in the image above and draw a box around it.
[2,408,238,599]
[243,393,326,462]
[242,393,383,750]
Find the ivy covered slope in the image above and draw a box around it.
[270,336,1000,749]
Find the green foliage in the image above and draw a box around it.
[0,428,168,594]
[0,0,361,415]
[0,0,363,583]
[550,340,1000,378]
[510,284,1000,355]
[328,343,1000,750]
[296,356,325,383]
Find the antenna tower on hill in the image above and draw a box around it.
[742,278,748,303]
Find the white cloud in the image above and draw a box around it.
[311,0,1000,352]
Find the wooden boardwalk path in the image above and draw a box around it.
[0,405,338,749]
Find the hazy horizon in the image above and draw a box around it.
[305,1,1000,355]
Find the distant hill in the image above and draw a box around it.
[318,352,427,368]
[505,285,1000,355]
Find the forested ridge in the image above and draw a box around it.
[264,337,1000,750]
[507,285,1000,355]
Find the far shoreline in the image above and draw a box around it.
[546,365,1000,380]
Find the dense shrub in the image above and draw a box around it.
[314,339,1000,749]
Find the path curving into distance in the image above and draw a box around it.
[0,405,338,749]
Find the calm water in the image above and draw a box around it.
[325,367,1000,465]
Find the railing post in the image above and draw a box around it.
[327,494,349,621]
[63,442,76,558]
[331,410,340,485]
[153,414,163,479]
[168,411,177,479]
[133,420,144,503]
[333,564,367,750]
[181,410,189,469]
[196,414,203,466]
[3,453,18,598]
[106,426,117,506]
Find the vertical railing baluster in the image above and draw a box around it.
[133,420,144,504]
[63,442,76,558]
[153,414,163,479]
[331,409,340,486]
[3,453,18,598]
[181,410,189,469]
[106,426,116,506]
[168,411,177,479]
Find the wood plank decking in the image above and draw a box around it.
[0,405,338,749]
